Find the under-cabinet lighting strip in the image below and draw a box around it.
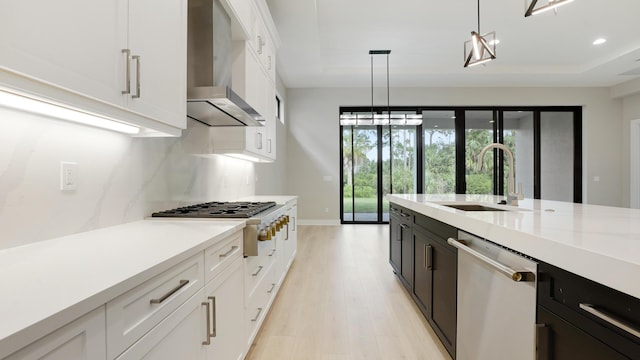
[0,88,140,134]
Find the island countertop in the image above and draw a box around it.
[387,194,640,300]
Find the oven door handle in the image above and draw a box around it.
[447,238,534,282]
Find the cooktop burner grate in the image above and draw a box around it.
[151,201,277,218]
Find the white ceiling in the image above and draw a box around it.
[265,0,640,88]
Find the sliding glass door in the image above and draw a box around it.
[342,121,418,223]
[341,106,582,224]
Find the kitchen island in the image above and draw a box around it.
[388,194,640,359]
[388,194,640,299]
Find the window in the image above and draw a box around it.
[339,106,582,224]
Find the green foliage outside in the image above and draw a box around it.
[342,124,517,215]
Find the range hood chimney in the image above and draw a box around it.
[187,0,264,126]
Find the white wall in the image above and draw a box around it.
[621,93,640,207]
[286,87,623,222]
[0,109,255,249]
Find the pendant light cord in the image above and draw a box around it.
[477,0,481,32]
[371,54,374,118]
[386,53,390,121]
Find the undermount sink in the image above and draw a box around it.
[442,204,507,212]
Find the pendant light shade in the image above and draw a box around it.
[464,0,496,68]
[464,31,496,67]
[339,50,423,126]
[525,0,574,17]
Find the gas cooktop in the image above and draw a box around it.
[151,201,277,218]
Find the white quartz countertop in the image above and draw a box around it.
[0,219,245,358]
[387,194,640,300]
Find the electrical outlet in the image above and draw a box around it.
[60,162,78,191]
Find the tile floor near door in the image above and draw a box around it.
[245,225,451,360]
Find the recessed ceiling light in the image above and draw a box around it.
[593,38,607,45]
[489,39,500,46]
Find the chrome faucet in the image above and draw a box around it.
[477,143,524,206]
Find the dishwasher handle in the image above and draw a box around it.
[447,238,535,282]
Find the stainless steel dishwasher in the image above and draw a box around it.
[448,231,537,360]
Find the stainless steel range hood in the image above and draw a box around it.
[187,0,264,126]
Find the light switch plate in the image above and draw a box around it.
[60,162,78,191]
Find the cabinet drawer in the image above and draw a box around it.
[537,262,640,359]
[245,263,275,347]
[414,214,456,241]
[106,254,204,359]
[244,243,275,299]
[204,230,243,283]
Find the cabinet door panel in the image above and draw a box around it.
[389,215,402,273]
[400,222,413,288]
[430,239,457,350]
[115,289,206,360]
[413,234,431,312]
[537,306,628,360]
[5,307,106,360]
[0,0,125,106]
[128,0,187,129]
[205,257,244,360]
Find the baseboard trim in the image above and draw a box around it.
[298,219,341,226]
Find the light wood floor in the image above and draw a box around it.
[245,225,452,360]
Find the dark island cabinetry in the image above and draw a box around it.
[389,204,413,289]
[389,203,457,359]
[536,262,640,360]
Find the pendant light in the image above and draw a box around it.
[463,0,496,68]
[339,50,422,126]
[525,0,574,17]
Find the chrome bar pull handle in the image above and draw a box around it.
[579,303,640,339]
[252,265,264,277]
[132,55,141,98]
[268,249,276,257]
[267,283,276,294]
[219,246,238,258]
[209,296,217,338]
[400,223,410,229]
[121,49,131,94]
[202,301,211,345]
[150,280,189,304]
[251,307,263,322]
[447,238,534,282]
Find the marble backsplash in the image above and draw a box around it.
[0,107,255,249]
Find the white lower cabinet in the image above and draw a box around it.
[204,257,245,360]
[4,307,106,360]
[110,232,246,360]
[114,288,207,360]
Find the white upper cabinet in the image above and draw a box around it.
[0,0,187,136]
[125,0,187,131]
[0,0,125,106]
